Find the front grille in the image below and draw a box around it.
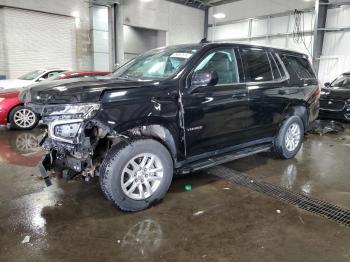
[320,99,345,111]
[206,166,350,227]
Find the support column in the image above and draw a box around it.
[204,7,209,40]
[312,0,328,73]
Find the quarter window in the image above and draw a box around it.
[269,53,281,80]
[282,55,315,80]
[241,48,273,82]
[194,48,239,85]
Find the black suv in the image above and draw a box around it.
[24,42,320,211]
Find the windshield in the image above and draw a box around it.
[110,46,199,80]
[18,70,45,80]
[331,75,350,89]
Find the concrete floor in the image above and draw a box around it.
[0,126,349,262]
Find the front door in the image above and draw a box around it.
[182,47,250,157]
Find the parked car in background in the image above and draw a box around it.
[0,88,39,130]
[319,72,350,121]
[24,42,320,212]
[0,69,68,90]
[0,71,111,130]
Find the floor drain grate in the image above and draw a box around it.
[206,166,350,227]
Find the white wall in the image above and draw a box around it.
[123,25,166,60]
[208,0,314,24]
[208,0,350,84]
[122,0,204,44]
[91,6,110,71]
[208,11,314,56]
[0,8,6,78]
[0,0,92,75]
[318,6,350,83]
[119,0,204,63]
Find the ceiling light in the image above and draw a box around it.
[213,13,226,19]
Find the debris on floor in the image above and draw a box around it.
[21,235,31,244]
[193,210,206,216]
[276,209,281,214]
[184,185,192,191]
[223,187,230,190]
[309,120,344,135]
[55,201,63,207]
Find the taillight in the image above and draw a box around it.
[306,84,321,101]
[315,84,321,99]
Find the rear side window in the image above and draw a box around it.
[281,55,315,80]
[240,48,273,82]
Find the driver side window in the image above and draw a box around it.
[194,48,239,85]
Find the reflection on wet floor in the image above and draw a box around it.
[0,129,44,166]
[0,125,350,261]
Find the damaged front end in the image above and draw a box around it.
[29,102,112,186]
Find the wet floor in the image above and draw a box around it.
[0,126,349,262]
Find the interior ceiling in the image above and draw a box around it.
[166,0,242,9]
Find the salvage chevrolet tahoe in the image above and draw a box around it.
[23,43,320,211]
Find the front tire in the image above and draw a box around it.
[273,116,304,159]
[9,106,39,130]
[99,138,173,212]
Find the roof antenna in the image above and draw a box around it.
[200,38,208,44]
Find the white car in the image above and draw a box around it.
[0,69,68,90]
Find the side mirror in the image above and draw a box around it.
[37,77,45,82]
[191,70,218,88]
[324,82,331,88]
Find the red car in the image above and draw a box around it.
[0,71,111,130]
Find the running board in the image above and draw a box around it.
[177,144,271,174]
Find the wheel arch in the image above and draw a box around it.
[7,103,24,123]
[282,104,309,130]
[113,119,181,162]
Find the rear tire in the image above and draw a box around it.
[273,116,304,159]
[9,106,39,130]
[99,138,173,212]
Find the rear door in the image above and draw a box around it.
[240,47,290,140]
[182,47,249,157]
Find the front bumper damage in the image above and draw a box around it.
[37,119,112,187]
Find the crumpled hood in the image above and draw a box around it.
[22,77,156,104]
[0,79,33,90]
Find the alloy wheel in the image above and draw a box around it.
[121,153,164,200]
[285,123,301,152]
[13,108,36,129]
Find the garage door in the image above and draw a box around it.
[1,8,76,78]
